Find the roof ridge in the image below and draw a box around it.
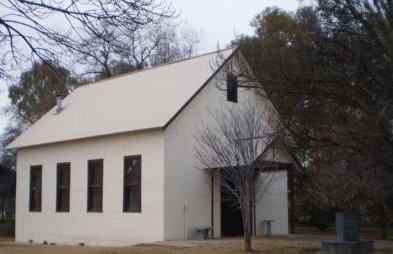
[77,46,237,89]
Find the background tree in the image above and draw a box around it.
[137,22,200,66]
[0,0,175,79]
[0,61,76,169]
[0,163,15,225]
[0,125,22,170]
[237,2,393,238]
[75,23,126,79]
[77,22,200,80]
[196,103,285,252]
[306,146,393,237]
[8,61,77,125]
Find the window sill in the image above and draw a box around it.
[123,210,142,213]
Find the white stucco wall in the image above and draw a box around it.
[255,170,289,236]
[163,53,286,240]
[15,129,164,246]
[14,51,290,246]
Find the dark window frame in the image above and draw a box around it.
[29,165,42,212]
[123,155,142,213]
[87,159,103,213]
[227,73,238,103]
[56,162,70,212]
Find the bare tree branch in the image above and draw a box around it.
[195,102,287,251]
[0,0,176,79]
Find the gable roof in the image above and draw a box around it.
[8,48,236,149]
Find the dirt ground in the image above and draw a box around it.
[0,236,392,254]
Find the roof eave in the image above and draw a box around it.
[7,126,164,150]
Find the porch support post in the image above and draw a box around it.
[211,170,214,236]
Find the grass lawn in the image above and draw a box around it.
[360,226,393,240]
[0,238,392,254]
[295,226,393,240]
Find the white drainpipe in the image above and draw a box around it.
[184,202,188,239]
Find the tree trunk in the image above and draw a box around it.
[243,204,252,252]
[243,176,254,252]
[244,231,252,252]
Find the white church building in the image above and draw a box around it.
[8,48,294,246]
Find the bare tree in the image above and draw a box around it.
[306,146,393,238]
[76,21,200,79]
[196,102,286,252]
[76,23,122,79]
[0,0,175,79]
[117,22,200,68]
[145,23,201,66]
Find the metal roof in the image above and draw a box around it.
[8,48,235,149]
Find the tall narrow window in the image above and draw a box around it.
[56,162,70,212]
[87,159,103,212]
[227,73,238,103]
[30,165,42,212]
[123,155,141,212]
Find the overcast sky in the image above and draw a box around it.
[170,0,300,51]
[0,0,301,133]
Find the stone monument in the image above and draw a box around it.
[321,213,373,253]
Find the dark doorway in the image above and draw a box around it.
[221,185,243,236]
